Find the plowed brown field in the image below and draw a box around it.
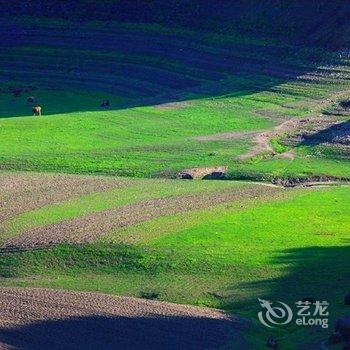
[0,287,248,350]
[0,172,130,222]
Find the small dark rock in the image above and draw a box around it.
[340,99,350,109]
[140,291,159,300]
[202,171,225,180]
[178,172,193,179]
[345,293,350,305]
[266,336,278,349]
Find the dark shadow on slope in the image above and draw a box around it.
[234,244,350,334]
[0,314,248,350]
[255,245,350,303]
[299,119,350,147]
[1,1,350,50]
[0,19,345,118]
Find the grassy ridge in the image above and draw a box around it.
[1,82,349,179]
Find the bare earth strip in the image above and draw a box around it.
[3,185,281,249]
[0,172,131,222]
[0,287,249,350]
[237,116,342,160]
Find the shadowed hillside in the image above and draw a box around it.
[1,16,341,113]
[2,0,350,49]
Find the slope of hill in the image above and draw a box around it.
[1,17,349,180]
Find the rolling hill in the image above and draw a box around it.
[1,2,350,349]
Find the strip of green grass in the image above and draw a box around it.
[230,156,350,180]
[0,78,345,178]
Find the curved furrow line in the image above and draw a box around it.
[0,59,203,90]
[0,50,226,82]
[3,184,282,249]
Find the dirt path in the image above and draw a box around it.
[193,130,258,142]
[236,118,311,160]
[0,287,248,350]
[237,115,343,160]
[3,185,281,249]
[236,90,350,160]
[0,172,131,222]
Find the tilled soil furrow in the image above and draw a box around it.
[0,172,131,222]
[0,287,248,350]
[4,185,281,249]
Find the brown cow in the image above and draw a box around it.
[32,106,42,116]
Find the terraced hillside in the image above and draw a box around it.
[1,18,349,179]
[0,171,349,349]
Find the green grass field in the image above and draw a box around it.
[1,13,350,349]
[1,18,349,180]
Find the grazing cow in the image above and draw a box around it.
[100,100,110,108]
[32,106,42,116]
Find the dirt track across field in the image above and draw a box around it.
[237,116,343,160]
[237,91,350,160]
[3,184,281,249]
[0,287,249,350]
[193,130,258,142]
